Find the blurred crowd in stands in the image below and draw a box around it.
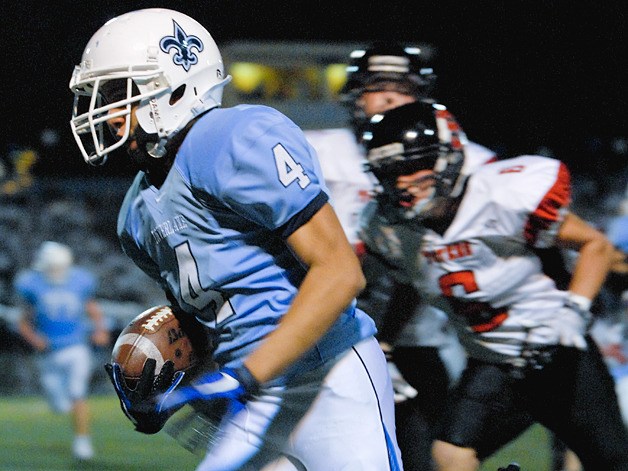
[0,171,165,311]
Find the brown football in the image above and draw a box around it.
[111,305,198,388]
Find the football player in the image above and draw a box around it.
[14,241,110,460]
[306,42,495,470]
[362,100,628,471]
[69,8,401,471]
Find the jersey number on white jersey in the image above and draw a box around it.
[439,270,507,332]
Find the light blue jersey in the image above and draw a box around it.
[118,105,376,384]
[14,267,96,351]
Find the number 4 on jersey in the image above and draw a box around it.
[273,144,311,189]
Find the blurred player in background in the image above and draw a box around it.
[362,100,628,471]
[14,241,109,461]
[604,194,628,435]
[305,42,495,470]
[69,8,401,471]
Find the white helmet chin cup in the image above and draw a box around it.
[69,8,231,165]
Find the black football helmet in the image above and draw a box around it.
[341,42,436,102]
[362,100,467,219]
[341,42,436,136]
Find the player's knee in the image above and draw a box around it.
[432,439,479,471]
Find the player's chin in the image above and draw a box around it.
[128,145,152,171]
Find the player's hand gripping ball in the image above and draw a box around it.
[106,305,201,434]
[112,305,198,388]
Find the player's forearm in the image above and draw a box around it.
[18,319,47,351]
[86,300,107,329]
[86,300,110,346]
[568,235,614,300]
[244,258,365,384]
[557,212,614,300]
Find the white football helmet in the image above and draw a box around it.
[69,8,232,165]
[34,241,73,284]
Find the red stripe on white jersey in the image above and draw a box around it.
[524,162,571,245]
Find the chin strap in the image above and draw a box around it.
[145,139,168,159]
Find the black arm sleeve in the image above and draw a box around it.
[377,279,422,345]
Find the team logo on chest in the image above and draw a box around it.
[160,20,204,72]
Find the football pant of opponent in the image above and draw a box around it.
[436,339,628,470]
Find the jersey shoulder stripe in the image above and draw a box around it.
[524,160,570,246]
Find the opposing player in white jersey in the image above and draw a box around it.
[303,127,374,247]
[68,8,401,471]
[362,100,628,471]
[307,42,496,470]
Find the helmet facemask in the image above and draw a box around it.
[70,67,171,165]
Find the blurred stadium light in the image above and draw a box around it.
[221,41,435,130]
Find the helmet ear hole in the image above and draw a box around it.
[169,85,186,105]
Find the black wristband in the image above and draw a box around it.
[234,364,260,396]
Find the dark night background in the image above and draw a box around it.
[1,0,626,180]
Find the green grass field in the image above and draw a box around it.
[0,395,201,471]
[0,394,552,470]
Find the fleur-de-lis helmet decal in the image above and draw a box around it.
[159,20,204,72]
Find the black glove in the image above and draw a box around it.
[105,358,185,434]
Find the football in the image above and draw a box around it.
[111,305,199,388]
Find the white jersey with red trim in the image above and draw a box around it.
[359,141,497,346]
[303,128,375,244]
[421,155,572,363]
[463,141,498,174]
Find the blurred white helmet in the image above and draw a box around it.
[69,8,231,165]
[34,242,73,284]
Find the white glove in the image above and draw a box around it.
[387,360,418,403]
[552,293,593,351]
[380,342,418,403]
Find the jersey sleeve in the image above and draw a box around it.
[184,106,328,232]
[75,268,97,299]
[13,272,36,305]
[523,160,571,248]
